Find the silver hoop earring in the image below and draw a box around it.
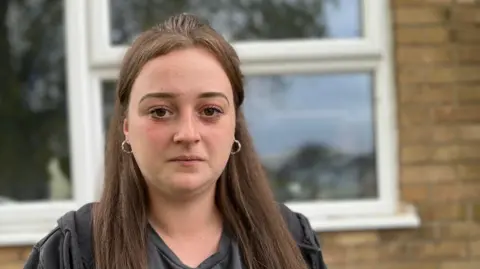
[231,139,241,155]
[121,140,133,154]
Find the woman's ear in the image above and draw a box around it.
[123,118,129,138]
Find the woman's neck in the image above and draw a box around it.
[147,187,223,240]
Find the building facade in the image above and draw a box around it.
[1,0,479,268]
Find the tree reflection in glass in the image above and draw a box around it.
[109,0,362,45]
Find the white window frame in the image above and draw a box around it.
[88,0,383,69]
[0,0,420,247]
[86,0,420,228]
[0,0,102,246]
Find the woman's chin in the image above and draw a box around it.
[168,174,216,195]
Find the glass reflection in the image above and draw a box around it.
[109,0,362,45]
[243,74,376,201]
[0,0,71,202]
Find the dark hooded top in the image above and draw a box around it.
[23,203,327,269]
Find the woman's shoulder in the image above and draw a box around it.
[278,203,317,244]
[278,203,328,269]
[23,203,96,269]
[24,227,64,269]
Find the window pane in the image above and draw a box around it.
[243,73,376,202]
[110,0,363,45]
[101,72,376,202]
[0,0,71,203]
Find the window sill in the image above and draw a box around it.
[0,203,420,247]
[308,203,421,232]
[0,201,76,247]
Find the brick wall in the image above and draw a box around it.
[2,0,480,268]
[0,247,32,269]
[320,0,480,268]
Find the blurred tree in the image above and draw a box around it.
[0,0,69,201]
[348,153,376,198]
[271,143,376,202]
[110,0,337,44]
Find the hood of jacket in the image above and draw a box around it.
[25,202,326,269]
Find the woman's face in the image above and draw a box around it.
[124,47,236,198]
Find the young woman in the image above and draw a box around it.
[24,13,327,269]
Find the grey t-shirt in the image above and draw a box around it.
[147,225,244,269]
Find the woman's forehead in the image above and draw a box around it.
[130,48,233,100]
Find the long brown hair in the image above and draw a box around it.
[93,13,309,269]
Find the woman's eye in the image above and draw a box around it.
[201,107,223,117]
[150,108,172,118]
